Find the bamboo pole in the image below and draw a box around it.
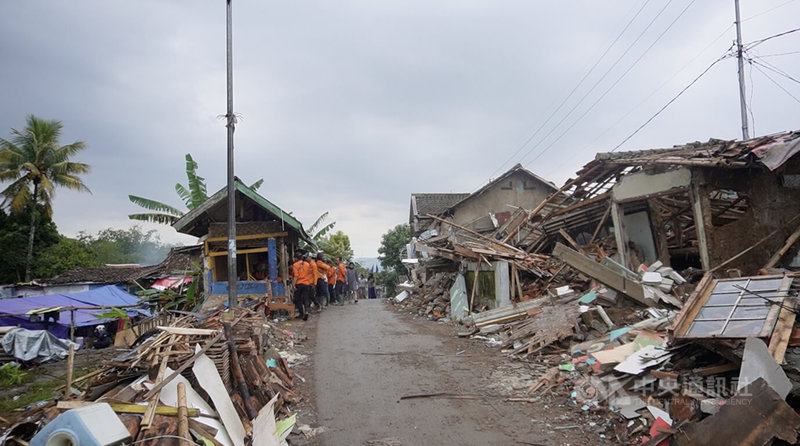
[65,344,74,399]
[177,382,190,445]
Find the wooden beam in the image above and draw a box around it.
[764,222,800,269]
[552,242,650,306]
[768,300,797,364]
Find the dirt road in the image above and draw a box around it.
[306,299,604,446]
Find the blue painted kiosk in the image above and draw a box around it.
[172,179,312,312]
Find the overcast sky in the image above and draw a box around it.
[2,1,799,259]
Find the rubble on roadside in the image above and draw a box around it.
[0,306,313,445]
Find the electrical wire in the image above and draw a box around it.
[527,0,697,163]
[745,26,800,51]
[742,0,797,22]
[543,27,736,178]
[518,0,678,166]
[751,62,800,105]
[757,50,800,58]
[611,54,729,152]
[482,1,653,183]
[750,57,800,85]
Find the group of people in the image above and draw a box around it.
[290,251,376,320]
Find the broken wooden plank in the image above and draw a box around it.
[56,401,201,417]
[141,327,228,400]
[768,299,797,364]
[764,221,800,269]
[675,378,800,446]
[552,243,650,306]
[157,326,219,336]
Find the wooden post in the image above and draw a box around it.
[65,344,74,399]
[514,265,524,301]
[224,322,257,419]
[177,382,190,445]
[469,262,480,313]
[70,310,76,342]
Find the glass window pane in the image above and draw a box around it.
[697,306,733,320]
[746,278,784,291]
[707,293,740,305]
[731,306,770,319]
[687,320,725,336]
[722,319,765,336]
[712,281,748,293]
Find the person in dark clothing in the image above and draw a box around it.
[368,273,377,299]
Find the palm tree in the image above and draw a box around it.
[0,115,91,281]
[128,153,264,225]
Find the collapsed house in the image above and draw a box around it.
[400,130,800,444]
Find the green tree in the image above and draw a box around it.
[0,115,90,281]
[129,153,264,225]
[299,211,336,252]
[377,224,411,296]
[36,236,98,279]
[0,206,60,283]
[80,226,170,265]
[318,230,354,261]
[378,224,411,272]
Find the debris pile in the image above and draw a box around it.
[0,307,305,445]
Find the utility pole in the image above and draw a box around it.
[734,0,750,140]
[226,0,238,309]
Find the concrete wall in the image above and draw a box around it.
[451,171,553,229]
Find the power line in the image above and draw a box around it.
[611,54,729,152]
[483,1,652,183]
[527,0,697,164]
[757,50,800,58]
[745,26,800,50]
[742,0,797,22]
[517,0,677,166]
[750,57,800,85]
[751,62,800,105]
[546,29,735,177]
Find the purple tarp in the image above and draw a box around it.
[0,285,149,339]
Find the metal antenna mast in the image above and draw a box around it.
[735,0,750,139]
[226,0,238,308]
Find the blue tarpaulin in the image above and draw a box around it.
[0,285,150,339]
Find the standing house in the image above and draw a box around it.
[409,193,470,237]
[442,164,558,234]
[413,164,560,310]
[173,179,312,309]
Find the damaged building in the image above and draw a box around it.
[397,130,800,445]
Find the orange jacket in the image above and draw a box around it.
[327,263,337,285]
[315,260,330,281]
[337,263,347,283]
[292,260,314,286]
[308,260,319,283]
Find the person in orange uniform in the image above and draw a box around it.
[314,252,332,307]
[307,252,320,311]
[327,257,337,303]
[335,257,347,305]
[291,251,314,320]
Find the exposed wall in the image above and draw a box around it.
[700,159,800,274]
[450,171,553,229]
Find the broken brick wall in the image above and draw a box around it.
[699,157,800,273]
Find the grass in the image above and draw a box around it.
[0,365,101,416]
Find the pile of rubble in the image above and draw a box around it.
[398,219,800,444]
[0,307,308,445]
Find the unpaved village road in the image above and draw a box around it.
[293,299,605,446]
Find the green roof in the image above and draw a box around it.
[172,178,311,242]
